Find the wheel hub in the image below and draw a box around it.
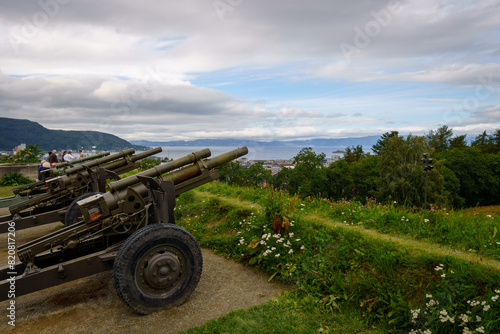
[144,253,180,289]
[137,246,187,295]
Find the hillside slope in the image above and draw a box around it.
[0,118,133,151]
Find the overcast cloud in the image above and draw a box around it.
[0,0,499,142]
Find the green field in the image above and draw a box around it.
[175,182,500,334]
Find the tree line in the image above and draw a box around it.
[218,126,500,209]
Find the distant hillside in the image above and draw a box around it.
[0,118,136,151]
[131,136,380,149]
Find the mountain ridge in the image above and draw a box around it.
[130,136,380,149]
[0,117,137,151]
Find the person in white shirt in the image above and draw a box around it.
[64,151,75,161]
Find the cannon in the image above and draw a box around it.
[0,146,248,314]
[0,152,111,209]
[0,147,162,233]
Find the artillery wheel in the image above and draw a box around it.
[64,192,102,226]
[113,223,203,314]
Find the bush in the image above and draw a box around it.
[0,172,33,186]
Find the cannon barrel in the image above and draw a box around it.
[108,148,211,193]
[57,147,162,190]
[12,152,112,195]
[93,146,248,218]
[64,148,136,175]
[54,151,111,169]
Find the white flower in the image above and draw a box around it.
[483,304,490,311]
[300,245,305,250]
[426,294,433,298]
[275,253,280,257]
[491,295,499,302]
[476,326,485,333]
[476,315,482,322]
[441,274,446,278]
[495,289,500,294]
[459,314,468,323]
[288,249,294,254]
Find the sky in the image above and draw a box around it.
[0,0,499,143]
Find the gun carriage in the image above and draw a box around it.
[0,146,248,314]
[0,147,161,233]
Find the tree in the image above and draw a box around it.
[372,131,400,155]
[449,134,468,150]
[436,147,500,207]
[344,145,366,163]
[217,161,244,185]
[490,129,500,154]
[242,162,272,188]
[376,135,447,207]
[283,147,328,197]
[426,125,453,153]
[471,131,495,153]
[0,144,44,163]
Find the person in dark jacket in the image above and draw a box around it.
[48,150,58,165]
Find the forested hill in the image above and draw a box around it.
[0,117,134,151]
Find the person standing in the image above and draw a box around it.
[64,151,75,161]
[61,151,67,162]
[49,149,58,166]
[77,149,86,159]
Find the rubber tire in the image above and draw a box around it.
[113,223,203,315]
[64,192,102,226]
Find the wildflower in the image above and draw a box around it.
[295,238,301,241]
[495,289,500,294]
[459,314,468,323]
[275,254,280,257]
[476,326,485,333]
[410,308,420,320]
[424,219,429,223]
[491,295,499,302]
[476,315,482,322]
[426,299,439,307]
[441,274,446,278]
[426,294,433,298]
[288,249,294,254]
[463,328,472,334]
[300,245,305,250]
[483,304,490,311]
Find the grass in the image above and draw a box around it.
[199,182,500,262]
[175,183,500,333]
[0,186,15,198]
[181,294,385,334]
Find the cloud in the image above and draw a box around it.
[0,0,499,142]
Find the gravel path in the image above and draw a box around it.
[0,218,287,334]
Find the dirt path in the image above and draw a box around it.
[0,205,287,333]
[0,248,287,333]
